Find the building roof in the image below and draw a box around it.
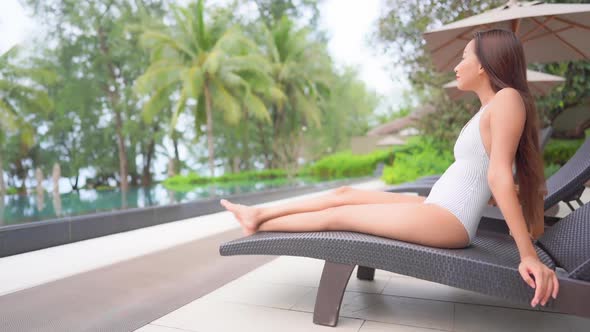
[367,104,436,137]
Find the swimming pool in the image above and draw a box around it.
[0,177,339,226]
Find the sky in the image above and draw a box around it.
[318,0,408,109]
[0,1,32,53]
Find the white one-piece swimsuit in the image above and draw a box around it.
[424,104,507,245]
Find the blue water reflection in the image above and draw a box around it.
[0,177,333,226]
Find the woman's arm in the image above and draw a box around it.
[486,89,535,257]
[486,88,558,307]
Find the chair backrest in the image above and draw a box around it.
[537,202,590,281]
[539,126,553,151]
[544,137,590,210]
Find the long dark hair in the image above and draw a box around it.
[473,28,546,240]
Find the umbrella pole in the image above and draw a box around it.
[511,18,521,34]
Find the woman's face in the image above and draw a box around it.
[454,39,484,91]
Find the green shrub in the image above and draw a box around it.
[544,163,561,179]
[162,149,394,191]
[303,149,394,179]
[216,169,289,182]
[6,187,18,195]
[162,168,292,191]
[543,138,584,166]
[382,136,454,184]
[95,185,117,191]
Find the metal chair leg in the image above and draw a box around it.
[313,261,355,327]
[357,266,375,280]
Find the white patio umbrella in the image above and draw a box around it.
[444,69,565,100]
[424,0,590,72]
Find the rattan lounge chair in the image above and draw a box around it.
[479,134,590,232]
[219,201,590,327]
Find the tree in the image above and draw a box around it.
[250,0,323,30]
[307,67,379,158]
[256,16,333,168]
[23,0,170,190]
[529,0,590,134]
[135,0,275,178]
[531,60,590,134]
[0,45,54,194]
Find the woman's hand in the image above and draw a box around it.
[518,256,559,307]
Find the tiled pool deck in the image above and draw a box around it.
[1,179,589,331]
[137,256,590,332]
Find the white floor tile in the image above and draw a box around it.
[150,299,364,332]
[239,256,326,287]
[454,303,581,332]
[382,276,531,310]
[566,314,590,331]
[135,323,199,332]
[242,257,393,294]
[360,320,449,331]
[345,271,392,294]
[199,278,312,310]
[291,289,453,331]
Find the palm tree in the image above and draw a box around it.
[0,45,54,194]
[259,16,333,168]
[135,0,277,178]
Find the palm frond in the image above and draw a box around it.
[9,67,58,86]
[141,80,178,124]
[224,54,271,74]
[16,119,35,148]
[0,44,20,62]
[294,88,322,129]
[193,0,209,50]
[211,79,241,125]
[140,30,197,59]
[243,92,271,123]
[134,64,184,94]
[183,65,204,98]
[170,88,188,134]
[220,69,252,92]
[0,99,17,131]
[7,85,53,116]
[171,6,197,51]
[202,49,221,74]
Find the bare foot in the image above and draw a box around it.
[220,199,260,236]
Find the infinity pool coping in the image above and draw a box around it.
[0,176,376,258]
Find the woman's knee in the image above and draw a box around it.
[322,205,364,231]
[321,206,345,231]
[333,186,353,195]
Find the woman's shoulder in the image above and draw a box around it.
[492,87,524,108]
[488,88,526,137]
[488,87,525,117]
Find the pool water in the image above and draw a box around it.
[0,177,339,226]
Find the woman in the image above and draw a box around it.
[219,29,559,308]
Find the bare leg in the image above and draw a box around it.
[220,186,425,234]
[256,202,470,249]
